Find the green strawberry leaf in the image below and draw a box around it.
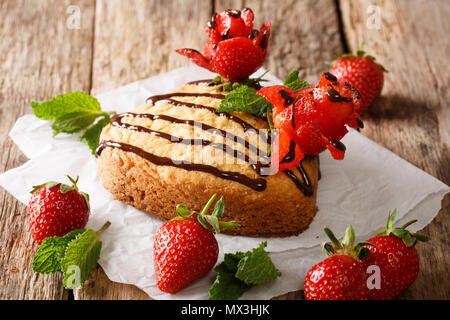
[217,85,273,117]
[283,69,311,93]
[30,181,60,194]
[211,196,225,218]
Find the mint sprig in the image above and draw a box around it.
[31,221,111,289]
[32,229,85,274]
[283,69,311,93]
[31,92,113,155]
[209,241,281,300]
[217,85,273,117]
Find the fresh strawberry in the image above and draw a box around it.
[257,72,362,170]
[153,194,239,294]
[330,47,387,113]
[271,128,304,171]
[176,8,271,82]
[28,176,90,244]
[361,209,428,300]
[304,226,374,300]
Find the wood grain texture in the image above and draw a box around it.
[90,0,213,95]
[340,0,450,299]
[0,0,95,299]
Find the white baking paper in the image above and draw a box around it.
[0,66,448,300]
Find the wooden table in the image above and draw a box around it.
[1,0,449,300]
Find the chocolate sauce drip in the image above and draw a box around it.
[280,140,296,164]
[226,9,241,18]
[356,117,364,129]
[249,29,259,39]
[207,13,218,29]
[326,88,353,103]
[147,92,226,103]
[279,89,295,106]
[243,8,253,15]
[110,113,271,175]
[146,92,270,143]
[324,72,338,82]
[96,140,267,192]
[260,30,268,49]
[291,104,296,128]
[186,79,214,85]
[112,112,269,159]
[283,161,314,197]
[222,29,233,40]
[99,91,315,196]
[329,139,346,152]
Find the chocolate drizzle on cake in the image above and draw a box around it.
[97,88,315,196]
[283,161,314,197]
[97,140,267,192]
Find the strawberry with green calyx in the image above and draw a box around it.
[322,225,375,261]
[154,194,239,294]
[304,226,375,300]
[361,209,428,300]
[28,175,90,244]
[330,45,387,113]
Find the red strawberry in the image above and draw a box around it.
[271,128,304,172]
[361,209,428,300]
[28,176,90,244]
[304,226,374,300]
[257,72,362,171]
[153,194,239,294]
[330,47,387,113]
[176,8,271,82]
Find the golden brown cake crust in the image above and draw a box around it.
[97,84,319,237]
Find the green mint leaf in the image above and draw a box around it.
[61,222,110,289]
[51,111,106,136]
[283,69,311,93]
[208,242,280,300]
[209,253,250,300]
[217,85,273,117]
[31,92,101,120]
[32,229,85,274]
[79,114,111,155]
[235,241,281,285]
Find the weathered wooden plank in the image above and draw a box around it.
[74,0,213,299]
[90,0,214,95]
[340,0,450,299]
[0,0,95,299]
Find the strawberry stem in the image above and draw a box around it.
[200,193,218,216]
